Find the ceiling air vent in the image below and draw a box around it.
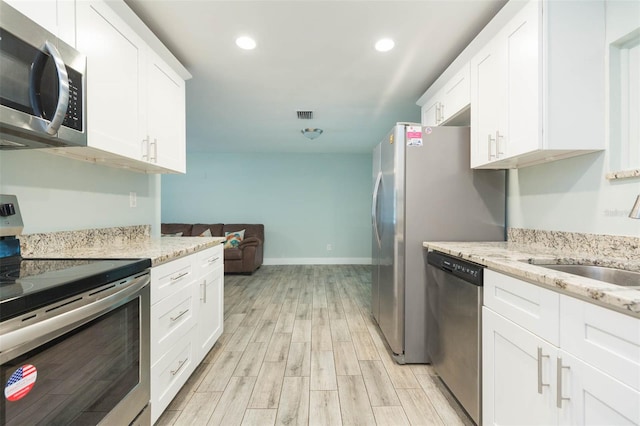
[296,110,314,120]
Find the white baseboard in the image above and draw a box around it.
[263,257,372,265]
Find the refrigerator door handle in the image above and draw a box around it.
[372,171,383,248]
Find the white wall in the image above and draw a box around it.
[0,150,160,235]
[507,151,640,237]
[162,151,372,264]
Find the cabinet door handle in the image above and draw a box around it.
[171,357,188,376]
[487,134,496,160]
[170,309,189,322]
[496,131,504,157]
[556,357,571,408]
[141,137,149,160]
[207,256,220,264]
[439,103,445,123]
[170,271,190,281]
[201,281,207,303]
[537,347,550,394]
[150,138,158,162]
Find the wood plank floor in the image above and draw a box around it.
[157,265,473,426]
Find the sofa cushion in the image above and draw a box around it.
[192,223,224,237]
[224,229,245,249]
[161,223,193,236]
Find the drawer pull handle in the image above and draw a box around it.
[171,357,188,376]
[170,271,190,281]
[556,357,571,408]
[537,347,549,394]
[170,309,189,322]
[207,257,220,264]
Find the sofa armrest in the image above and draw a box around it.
[238,236,261,248]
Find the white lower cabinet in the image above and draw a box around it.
[197,267,224,362]
[195,246,224,363]
[483,308,558,425]
[150,244,224,424]
[150,328,197,423]
[483,270,640,425]
[558,351,640,425]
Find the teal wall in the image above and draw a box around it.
[0,150,160,235]
[162,152,373,264]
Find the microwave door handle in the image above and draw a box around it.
[41,41,70,135]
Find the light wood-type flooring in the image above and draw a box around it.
[157,265,472,426]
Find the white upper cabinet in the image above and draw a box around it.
[440,62,471,124]
[421,91,443,127]
[38,0,191,174]
[76,0,145,162]
[419,62,471,127]
[145,52,186,173]
[471,0,606,169]
[470,36,502,166]
[4,0,75,46]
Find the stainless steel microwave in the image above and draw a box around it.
[0,1,86,149]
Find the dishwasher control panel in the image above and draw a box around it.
[426,251,484,286]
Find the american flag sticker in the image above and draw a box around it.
[4,364,37,402]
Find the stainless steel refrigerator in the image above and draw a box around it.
[371,123,505,364]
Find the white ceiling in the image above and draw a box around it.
[124,0,507,154]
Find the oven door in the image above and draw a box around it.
[0,275,150,426]
[0,2,86,149]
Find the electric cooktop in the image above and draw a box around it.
[0,257,151,322]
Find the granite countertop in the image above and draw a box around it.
[32,237,225,267]
[423,241,640,318]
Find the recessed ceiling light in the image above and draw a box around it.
[375,38,395,52]
[236,36,256,50]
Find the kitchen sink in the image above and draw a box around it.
[535,264,640,287]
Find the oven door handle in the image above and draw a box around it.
[0,275,149,359]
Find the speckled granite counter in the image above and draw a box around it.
[422,241,640,318]
[29,237,225,266]
[19,225,225,266]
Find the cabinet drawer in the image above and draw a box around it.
[560,295,640,391]
[151,256,194,304]
[484,269,559,345]
[196,244,224,276]
[150,328,196,423]
[151,288,197,361]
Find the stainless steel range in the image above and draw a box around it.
[0,195,151,425]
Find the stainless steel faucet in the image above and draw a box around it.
[630,195,640,219]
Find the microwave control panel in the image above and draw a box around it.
[62,66,83,132]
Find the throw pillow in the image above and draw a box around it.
[161,232,183,237]
[199,228,213,237]
[224,229,245,249]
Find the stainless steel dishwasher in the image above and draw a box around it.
[426,250,484,425]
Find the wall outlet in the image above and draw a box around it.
[326,244,333,251]
[129,191,137,208]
